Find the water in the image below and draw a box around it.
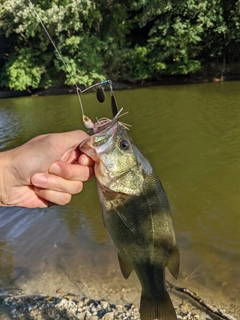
[0,82,239,315]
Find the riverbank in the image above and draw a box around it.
[1,286,235,320]
[1,69,240,99]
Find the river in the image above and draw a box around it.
[0,82,239,317]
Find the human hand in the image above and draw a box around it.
[0,130,94,208]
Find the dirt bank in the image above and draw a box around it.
[1,68,240,99]
[0,284,238,320]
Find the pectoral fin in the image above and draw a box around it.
[118,253,133,279]
[167,245,180,279]
[111,199,136,233]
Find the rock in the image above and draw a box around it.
[102,312,114,320]
[101,300,110,309]
[10,308,16,314]
[180,303,190,315]
[77,311,86,319]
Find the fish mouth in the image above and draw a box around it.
[80,120,118,161]
[80,139,99,162]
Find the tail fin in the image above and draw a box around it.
[140,290,177,320]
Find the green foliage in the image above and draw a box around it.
[0,48,44,90]
[0,0,104,89]
[130,0,228,77]
[1,0,240,90]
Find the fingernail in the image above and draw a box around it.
[79,154,88,165]
[49,163,61,175]
[32,174,47,186]
[79,154,94,166]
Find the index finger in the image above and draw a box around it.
[49,161,94,181]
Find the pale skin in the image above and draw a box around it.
[0,130,94,208]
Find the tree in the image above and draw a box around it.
[1,0,240,90]
[0,0,105,90]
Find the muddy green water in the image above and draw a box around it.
[0,82,239,315]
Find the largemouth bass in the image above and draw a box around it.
[80,117,180,320]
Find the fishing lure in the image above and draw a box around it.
[82,107,131,134]
[79,80,127,133]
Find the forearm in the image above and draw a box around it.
[0,150,12,206]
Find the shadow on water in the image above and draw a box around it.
[0,82,240,316]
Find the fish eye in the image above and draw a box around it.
[120,140,130,150]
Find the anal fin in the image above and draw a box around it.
[118,253,133,279]
[167,245,180,279]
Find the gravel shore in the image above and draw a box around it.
[1,288,237,320]
[0,294,201,320]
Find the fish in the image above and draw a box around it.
[80,115,180,320]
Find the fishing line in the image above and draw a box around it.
[27,0,86,116]
[27,0,119,121]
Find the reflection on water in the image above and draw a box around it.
[0,82,240,315]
